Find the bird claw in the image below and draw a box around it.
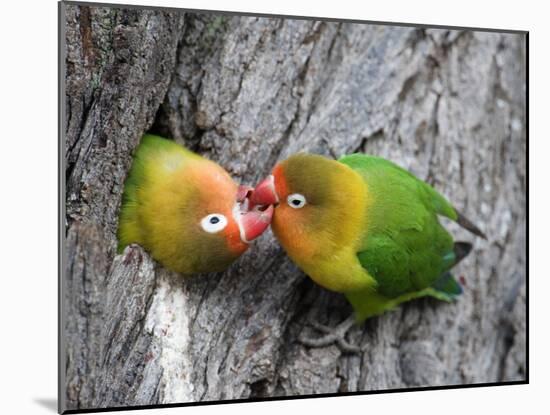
[298,316,365,354]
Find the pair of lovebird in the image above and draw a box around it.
[118,134,485,351]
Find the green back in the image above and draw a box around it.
[339,154,458,299]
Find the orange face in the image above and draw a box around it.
[250,161,324,259]
[188,161,274,256]
[191,165,247,255]
[267,165,315,258]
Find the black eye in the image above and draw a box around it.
[201,213,228,233]
[287,193,306,209]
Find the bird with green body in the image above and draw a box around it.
[251,152,486,352]
[117,134,273,275]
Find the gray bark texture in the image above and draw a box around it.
[61,3,527,412]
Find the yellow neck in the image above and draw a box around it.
[299,248,376,293]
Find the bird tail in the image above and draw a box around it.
[453,241,473,265]
[429,241,472,300]
[455,209,487,239]
[430,272,463,301]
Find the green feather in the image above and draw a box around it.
[338,154,468,321]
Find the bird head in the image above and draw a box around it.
[249,153,365,259]
[181,164,274,272]
[132,158,273,274]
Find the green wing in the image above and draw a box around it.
[339,154,461,307]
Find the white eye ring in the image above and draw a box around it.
[287,193,306,209]
[200,214,228,233]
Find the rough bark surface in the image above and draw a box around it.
[61,3,527,412]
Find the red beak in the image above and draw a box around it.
[234,184,273,243]
[250,175,279,207]
[239,205,274,243]
[236,185,254,203]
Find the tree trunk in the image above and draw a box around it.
[61,3,526,412]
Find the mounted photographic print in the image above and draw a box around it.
[59,1,527,413]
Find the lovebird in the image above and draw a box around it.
[117,134,273,274]
[250,153,485,351]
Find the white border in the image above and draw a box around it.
[1,0,541,414]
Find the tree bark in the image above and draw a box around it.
[61,3,526,411]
